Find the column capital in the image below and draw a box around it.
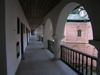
[54,35,65,40]
[53,35,64,59]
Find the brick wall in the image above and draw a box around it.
[62,22,98,57]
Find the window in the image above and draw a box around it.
[17,17,20,34]
[16,41,20,58]
[78,30,81,37]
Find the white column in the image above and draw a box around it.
[54,35,64,59]
[89,40,100,75]
[40,25,43,42]
[40,25,43,36]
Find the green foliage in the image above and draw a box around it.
[71,8,79,14]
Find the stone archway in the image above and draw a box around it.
[55,2,80,36]
[54,2,100,74]
[43,18,53,48]
[54,2,80,59]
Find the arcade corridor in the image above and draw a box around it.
[1,0,100,75]
[15,36,78,75]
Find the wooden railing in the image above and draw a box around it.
[38,35,43,42]
[40,36,43,42]
[61,45,97,75]
[48,40,54,53]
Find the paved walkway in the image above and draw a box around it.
[15,36,78,75]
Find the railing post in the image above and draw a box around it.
[91,58,93,75]
[60,46,62,59]
[48,40,49,50]
[54,35,64,59]
[61,45,97,75]
[86,56,88,75]
[82,54,84,74]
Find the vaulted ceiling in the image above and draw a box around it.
[19,0,62,30]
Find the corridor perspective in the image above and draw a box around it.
[1,0,100,75]
[15,36,78,75]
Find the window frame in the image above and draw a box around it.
[77,30,82,37]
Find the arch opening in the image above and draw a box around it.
[56,2,98,74]
[43,18,53,48]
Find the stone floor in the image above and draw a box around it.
[15,36,78,75]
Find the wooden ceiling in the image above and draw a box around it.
[19,0,62,30]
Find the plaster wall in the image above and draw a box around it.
[23,26,27,52]
[5,0,30,75]
[28,33,30,43]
